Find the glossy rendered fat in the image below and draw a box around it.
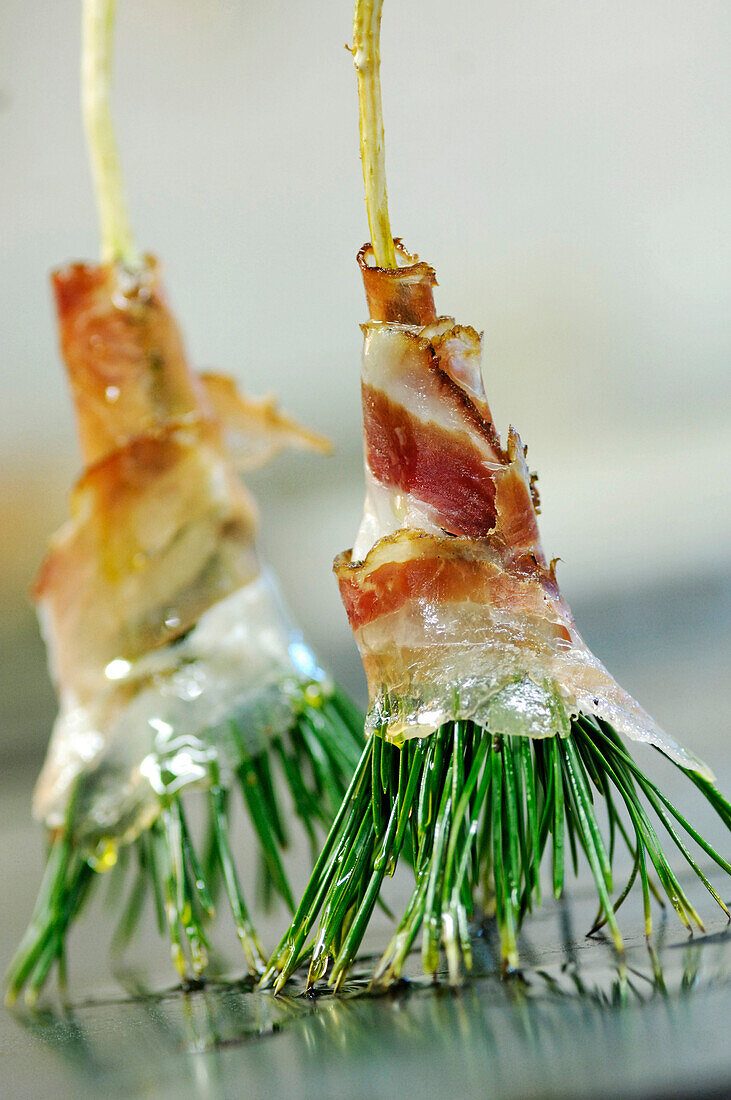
[338,245,709,777]
[35,572,326,847]
[53,258,210,466]
[35,257,330,843]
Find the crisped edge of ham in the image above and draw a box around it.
[338,245,711,779]
[357,240,438,325]
[336,529,711,778]
[199,371,331,471]
[33,256,336,841]
[34,571,329,847]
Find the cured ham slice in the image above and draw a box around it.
[6,254,362,1008]
[7,0,364,1006]
[53,258,209,465]
[32,257,336,848]
[262,240,729,995]
[199,371,332,471]
[263,0,730,995]
[340,245,707,775]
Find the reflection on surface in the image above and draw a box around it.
[4,575,730,1098]
[11,885,730,1100]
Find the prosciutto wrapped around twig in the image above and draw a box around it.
[6,253,363,1007]
[35,257,334,849]
[261,0,730,994]
[6,0,364,1008]
[338,243,706,775]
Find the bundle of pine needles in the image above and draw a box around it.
[8,685,362,1005]
[264,715,729,991]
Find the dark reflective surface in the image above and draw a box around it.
[2,574,730,1099]
[5,884,730,1100]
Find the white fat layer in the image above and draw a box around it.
[352,467,443,563]
[356,595,711,779]
[349,315,709,777]
[354,322,499,562]
[422,322,487,408]
[34,571,326,844]
[362,325,500,462]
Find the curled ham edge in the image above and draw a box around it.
[336,242,710,779]
[33,255,331,836]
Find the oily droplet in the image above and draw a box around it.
[90,839,118,873]
[304,683,324,709]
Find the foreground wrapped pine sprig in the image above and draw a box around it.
[261,0,731,993]
[5,0,362,1006]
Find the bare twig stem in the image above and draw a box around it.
[352,0,396,268]
[81,0,138,265]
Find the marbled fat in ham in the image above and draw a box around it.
[337,243,708,776]
[35,257,330,841]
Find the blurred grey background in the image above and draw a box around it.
[1,6,730,1095]
[1,0,729,774]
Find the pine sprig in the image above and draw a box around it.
[5,688,362,1006]
[262,716,731,993]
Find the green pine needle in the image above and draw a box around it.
[262,716,731,993]
[6,685,362,1006]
